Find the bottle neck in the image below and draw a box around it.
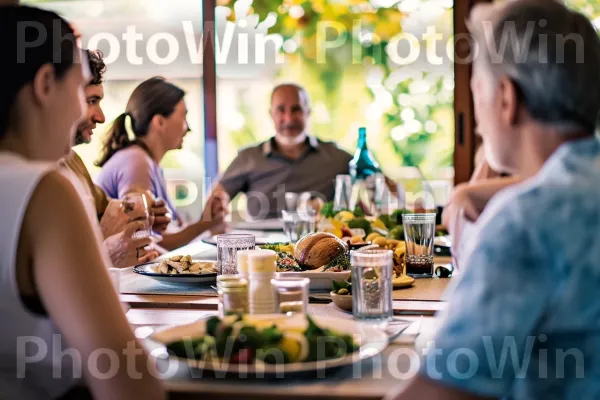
[357,133,368,150]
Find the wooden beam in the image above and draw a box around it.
[453,0,492,185]
[203,0,219,179]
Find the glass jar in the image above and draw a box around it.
[217,275,248,317]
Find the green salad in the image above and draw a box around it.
[165,315,359,364]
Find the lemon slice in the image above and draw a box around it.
[280,330,309,363]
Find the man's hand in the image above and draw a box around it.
[150,198,171,234]
[202,190,230,224]
[99,200,129,238]
[442,177,522,232]
[104,220,159,268]
[442,183,482,231]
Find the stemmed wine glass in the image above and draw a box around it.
[121,193,153,240]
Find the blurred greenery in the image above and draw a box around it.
[218,0,455,180]
[217,0,600,180]
[24,0,600,182]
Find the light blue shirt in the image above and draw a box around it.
[421,137,600,399]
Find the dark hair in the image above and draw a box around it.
[0,6,78,137]
[84,49,106,85]
[96,77,185,166]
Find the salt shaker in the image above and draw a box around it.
[247,250,277,314]
[217,275,248,317]
[236,249,253,280]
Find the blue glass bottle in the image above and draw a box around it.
[349,127,381,181]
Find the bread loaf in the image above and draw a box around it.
[294,232,348,270]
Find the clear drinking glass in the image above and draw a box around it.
[373,172,389,215]
[284,192,299,211]
[402,213,436,277]
[281,210,315,243]
[334,174,353,212]
[122,193,152,239]
[271,277,310,315]
[217,234,255,275]
[351,249,393,322]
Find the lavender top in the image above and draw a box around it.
[96,146,178,221]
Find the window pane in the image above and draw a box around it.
[23,0,207,220]
[216,0,454,206]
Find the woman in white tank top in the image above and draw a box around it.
[0,7,164,399]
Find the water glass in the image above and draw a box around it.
[373,173,391,215]
[122,193,152,239]
[271,277,310,314]
[281,210,315,243]
[284,192,299,211]
[217,234,255,275]
[351,249,393,322]
[402,213,436,277]
[334,174,352,212]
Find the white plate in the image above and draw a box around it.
[278,270,350,290]
[230,219,283,231]
[434,236,451,248]
[133,261,217,284]
[147,314,388,375]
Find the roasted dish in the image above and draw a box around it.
[294,232,348,270]
[153,255,217,275]
[261,233,350,272]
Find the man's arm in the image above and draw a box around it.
[197,151,249,227]
[396,194,552,399]
[442,176,522,229]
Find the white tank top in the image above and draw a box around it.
[0,153,78,399]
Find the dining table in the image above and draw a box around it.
[118,221,454,399]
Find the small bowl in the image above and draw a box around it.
[330,291,353,312]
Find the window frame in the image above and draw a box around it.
[202,0,490,185]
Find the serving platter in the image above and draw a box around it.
[279,270,350,290]
[133,261,217,284]
[147,314,388,376]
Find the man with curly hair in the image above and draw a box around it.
[61,50,168,267]
[62,49,110,217]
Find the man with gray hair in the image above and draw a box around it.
[388,1,600,399]
[205,83,352,220]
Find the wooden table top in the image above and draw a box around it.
[125,231,446,399]
[121,293,446,315]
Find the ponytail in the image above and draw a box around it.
[96,113,131,167]
[96,77,185,166]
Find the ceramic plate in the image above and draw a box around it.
[133,261,217,284]
[279,270,350,290]
[147,314,388,376]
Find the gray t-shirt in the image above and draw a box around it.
[220,136,352,219]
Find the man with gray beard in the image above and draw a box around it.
[388,1,600,399]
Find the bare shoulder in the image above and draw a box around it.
[25,170,90,228]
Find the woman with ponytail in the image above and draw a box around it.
[97,77,226,250]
